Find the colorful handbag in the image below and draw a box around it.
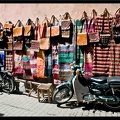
[61,12,72,38]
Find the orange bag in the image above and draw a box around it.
[77,33,88,46]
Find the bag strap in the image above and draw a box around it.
[14,20,24,27]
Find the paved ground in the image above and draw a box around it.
[0,90,120,117]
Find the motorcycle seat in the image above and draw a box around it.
[89,76,107,83]
[107,76,120,84]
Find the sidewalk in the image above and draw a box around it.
[0,91,120,117]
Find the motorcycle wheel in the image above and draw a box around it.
[2,76,15,94]
[104,88,120,111]
[52,87,74,104]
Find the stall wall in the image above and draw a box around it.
[0,3,120,25]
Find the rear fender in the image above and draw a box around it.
[55,82,72,90]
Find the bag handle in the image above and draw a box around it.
[50,15,59,24]
[42,15,50,24]
[81,11,88,21]
[91,9,97,19]
[25,18,33,25]
[14,20,24,27]
[101,8,111,17]
[115,8,120,16]
[35,17,40,26]
[62,12,72,20]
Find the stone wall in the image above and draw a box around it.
[0,3,120,25]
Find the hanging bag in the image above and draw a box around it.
[47,15,60,37]
[99,8,112,47]
[24,18,33,36]
[13,20,24,37]
[3,21,13,37]
[38,17,50,50]
[87,9,100,43]
[112,8,120,40]
[77,11,88,46]
[61,12,73,38]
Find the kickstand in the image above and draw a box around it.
[93,102,97,113]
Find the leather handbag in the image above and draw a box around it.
[13,20,24,37]
[77,32,88,46]
[3,21,13,37]
[24,18,33,36]
[47,15,60,37]
[38,20,50,50]
[13,40,23,50]
[39,38,50,50]
[7,42,12,50]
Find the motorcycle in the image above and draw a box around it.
[52,61,120,111]
[0,69,15,94]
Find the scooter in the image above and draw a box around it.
[52,61,120,111]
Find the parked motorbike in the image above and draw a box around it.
[52,61,120,111]
[0,69,15,94]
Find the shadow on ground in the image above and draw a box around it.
[56,100,120,113]
[0,113,4,117]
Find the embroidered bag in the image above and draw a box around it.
[87,9,100,43]
[61,12,73,38]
